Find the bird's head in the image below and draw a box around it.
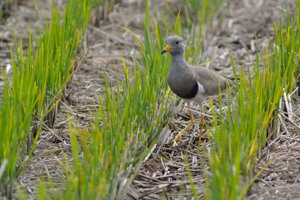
[161,35,185,56]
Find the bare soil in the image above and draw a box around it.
[0,0,299,199]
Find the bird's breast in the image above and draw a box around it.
[167,74,201,99]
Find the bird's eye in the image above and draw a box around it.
[176,41,180,45]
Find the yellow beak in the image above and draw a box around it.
[161,44,172,54]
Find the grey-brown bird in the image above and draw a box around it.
[161,35,233,141]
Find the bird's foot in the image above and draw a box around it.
[173,110,195,142]
[173,120,190,125]
[173,133,183,141]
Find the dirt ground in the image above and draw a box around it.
[0,0,299,199]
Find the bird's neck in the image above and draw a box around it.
[171,53,187,69]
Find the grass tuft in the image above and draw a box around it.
[0,0,91,197]
[58,0,178,199]
[204,4,300,199]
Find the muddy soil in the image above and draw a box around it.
[0,0,299,199]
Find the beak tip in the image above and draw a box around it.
[161,44,171,55]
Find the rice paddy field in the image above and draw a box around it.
[0,0,299,199]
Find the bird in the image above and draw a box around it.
[161,35,233,141]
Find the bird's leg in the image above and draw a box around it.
[199,105,205,128]
[197,114,205,153]
[200,114,205,131]
[173,110,194,141]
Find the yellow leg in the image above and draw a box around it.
[173,110,195,141]
[197,115,205,154]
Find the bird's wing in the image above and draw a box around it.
[192,66,233,96]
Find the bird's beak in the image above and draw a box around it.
[161,44,172,54]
